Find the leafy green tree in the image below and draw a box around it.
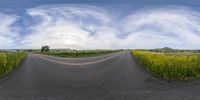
[41,46,50,52]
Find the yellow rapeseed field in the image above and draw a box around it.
[0,52,27,78]
[132,50,200,80]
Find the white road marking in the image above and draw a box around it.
[34,53,121,66]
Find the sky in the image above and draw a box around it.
[0,0,200,49]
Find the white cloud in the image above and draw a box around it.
[121,7,200,49]
[3,5,200,49]
[22,4,119,49]
[0,12,19,48]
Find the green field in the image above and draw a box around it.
[132,50,200,80]
[36,50,121,58]
[0,52,27,78]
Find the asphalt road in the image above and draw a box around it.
[0,52,200,100]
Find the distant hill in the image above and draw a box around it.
[140,47,200,53]
[161,47,173,50]
[150,47,173,50]
[149,47,175,52]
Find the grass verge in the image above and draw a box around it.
[132,50,200,80]
[0,52,27,78]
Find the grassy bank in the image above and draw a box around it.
[37,50,121,58]
[0,52,27,78]
[132,50,200,80]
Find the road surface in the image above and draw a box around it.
[0,52,200,100]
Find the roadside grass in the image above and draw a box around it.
[132,50,200,80]
[36,50,122,58]
[0,52,27,78]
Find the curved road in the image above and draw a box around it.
[0,52,200,100]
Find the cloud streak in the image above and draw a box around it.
[0,12,19,48]
[22,5,119,49]
[1,5,200,49]
[121,7,200,49]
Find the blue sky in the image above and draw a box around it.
[0,0,200,49]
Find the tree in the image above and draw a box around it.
[41,45,50,52]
